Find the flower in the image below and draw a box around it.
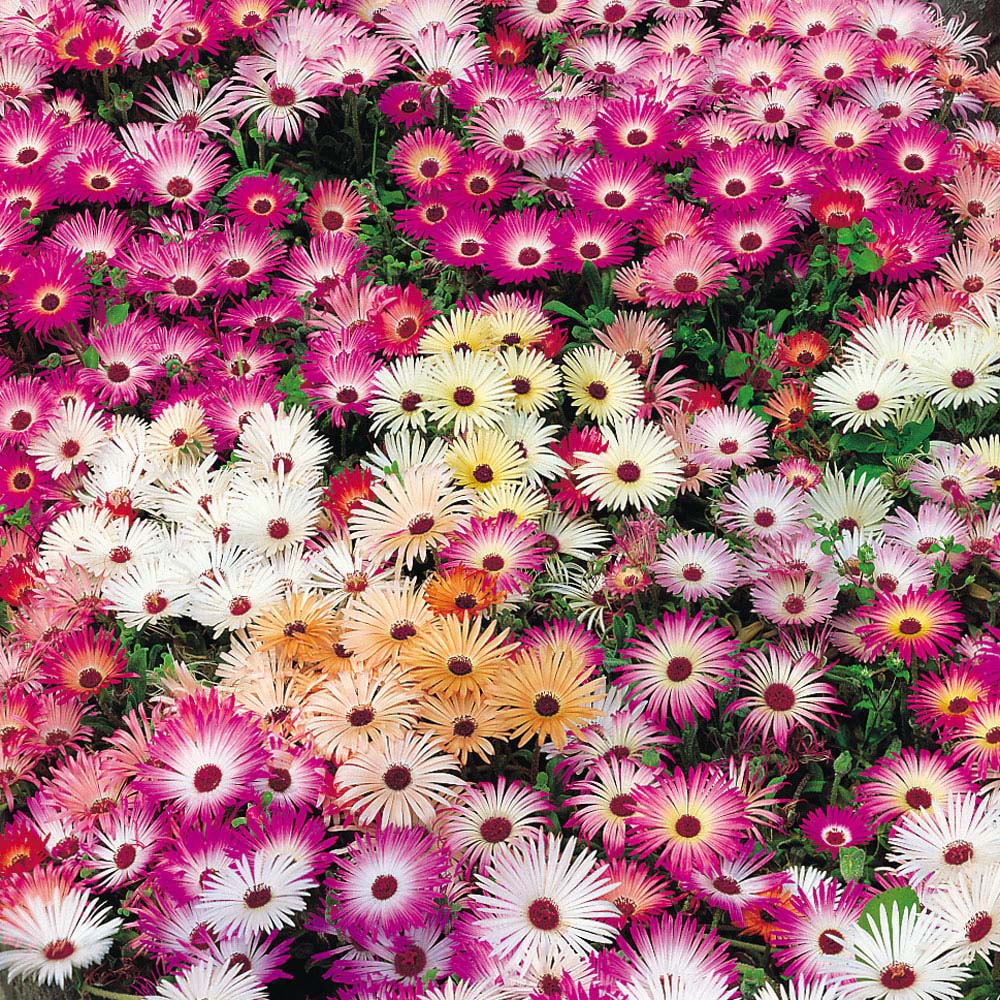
[630,764,748,875]
[136,691,269,818]
[801,806,873,859]
[575,421,683,511]
[618,611,737,728]
[841,902,968,1000]
[728,648,843,751]
[490,647,606,750]
[334,732,462,827]
[856,587,964,664]
[325,825,448,942]
[0,869,120,987]
[470,833,619,970]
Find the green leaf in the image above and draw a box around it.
[533,770,549,791]
[896,416,935,454]
[723,352,749,377]
[837,228,857,245]
[582,260,604,308]
[81,346,100,369]
[735,384,754,407]
[229,128,248,170]
[837,432,888,454]
[839,846,866,881]
[105,302,129,325]
[277,366,310,412]
[859,888,919,930]
[853,463,887,481]
[543,300,588,325]
[640,749,661,768]
[848,246,884,275]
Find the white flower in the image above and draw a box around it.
[228,475,321,556]
[235,405,331,486]
[841,901,968,1000]
[813,358,916,432]
[0,873,121,987]
[202,853,315,936]
[888,793,1000,888]
[27,400,109,476]
[471,833,618,969]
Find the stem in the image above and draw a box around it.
[101,68,110,102]
[726,938,768,954]
[84,987,140,1000]
[257,138,266,168]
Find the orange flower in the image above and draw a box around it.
[763,382,814,435]
[422,568,505,618]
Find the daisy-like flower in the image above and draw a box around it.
[419,351,513,434]
[402,613,515,699]
[561,346,643,424]
[334,731,463,827]
[752,572,841,628]
[808,467,891,534]
[771,880,871,985]
[0,868,121,987]
[439,512,547,597]
[718,472,810,540]
[688,405,769,471]
[471,833,618,970]
[137,128,229,209]
[43,629,129,700]
[146,962,266,1000]
[136,690,269,818]
[303,667,417,762]
[619,910,738,997]
[842,901,968,1000]
[325,824,448,942]
[641,240,736,308]
[680,845,787,919]
[575,421,682,511]
[202,853,315,936]
[951,699,1000,779]
[909,325,1000,409]
[8,250,90,336]
[924,869,1000,960]
[564,757,656,859]
[888,793,1000,889]
[420,690,508,764]
[230,46,331,142]
[728,648,843,751]
[484,208,559,285]
[856,748,978,826]
[618,611,736,728]
[491,647,606,750]
[439,776,551,871]
[340,582,435,668]
[349,463,472,569]
[801,805,873,859]
[909,662,989,733]
[466,99,558,165]
[813,358,915,432]
[630,764,748,876]
[856,587,963,664]
[651,534,741,601]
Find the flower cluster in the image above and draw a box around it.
[1,0,1000,998]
